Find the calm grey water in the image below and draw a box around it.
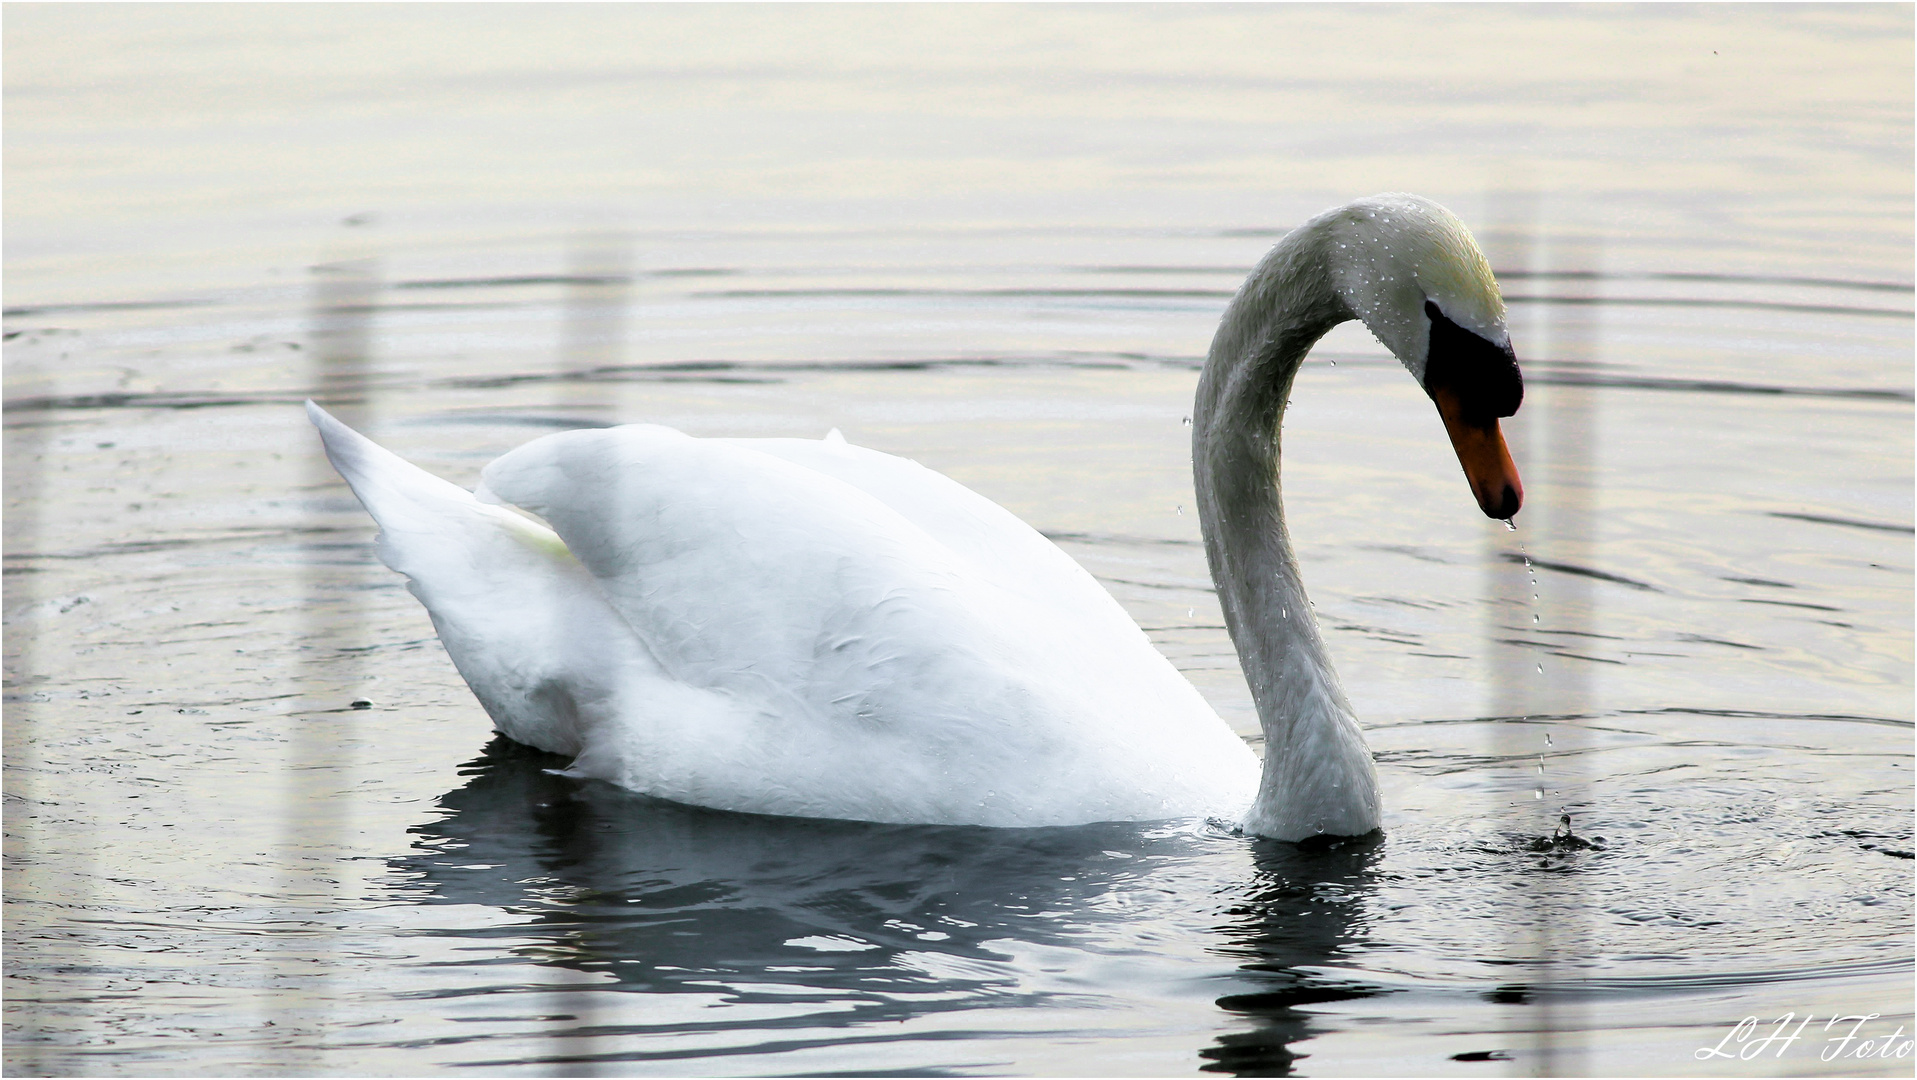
[5,6,1912,1076]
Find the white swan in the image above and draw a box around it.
[308,193,1523,842]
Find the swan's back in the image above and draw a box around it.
[312,406,1258,827]
[718,434,1129,630]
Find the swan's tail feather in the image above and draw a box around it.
[306,400,485,536]
[305,401,577,564]
[303,401,664,757]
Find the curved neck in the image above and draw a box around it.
[1193,225,1381,840]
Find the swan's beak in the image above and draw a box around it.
[1433,386,1523,519]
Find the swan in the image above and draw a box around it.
[308,193,1523,842]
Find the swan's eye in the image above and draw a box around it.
[1422,300,1522,423]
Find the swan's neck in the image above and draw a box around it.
[1194,225,1382,840]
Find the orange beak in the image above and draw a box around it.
[1433,386,1523,520]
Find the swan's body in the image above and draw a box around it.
[310,193,1523,841]
[311,409,1260,825]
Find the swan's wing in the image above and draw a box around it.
[476,424,1034,705]
[716,435,1133,633]
[305,403,735,756]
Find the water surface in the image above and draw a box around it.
[5,6,1912,1076]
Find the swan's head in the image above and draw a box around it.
[1320,194,1525,519]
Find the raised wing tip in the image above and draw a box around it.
[305,399,348,433]
[303,400,387,475]
[824,428,847,445]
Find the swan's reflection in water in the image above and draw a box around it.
[392,738,1388,1074]
[1201,839,1387,1075]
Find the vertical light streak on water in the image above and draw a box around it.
[2,378,56,1077]
[1534,233,1601,1074]
[534,232,636,1070]
[285,257,380,1057]
[560,230,635,417]
[1483,192,1582,1075]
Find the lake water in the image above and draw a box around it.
[4,6,1911,1076]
